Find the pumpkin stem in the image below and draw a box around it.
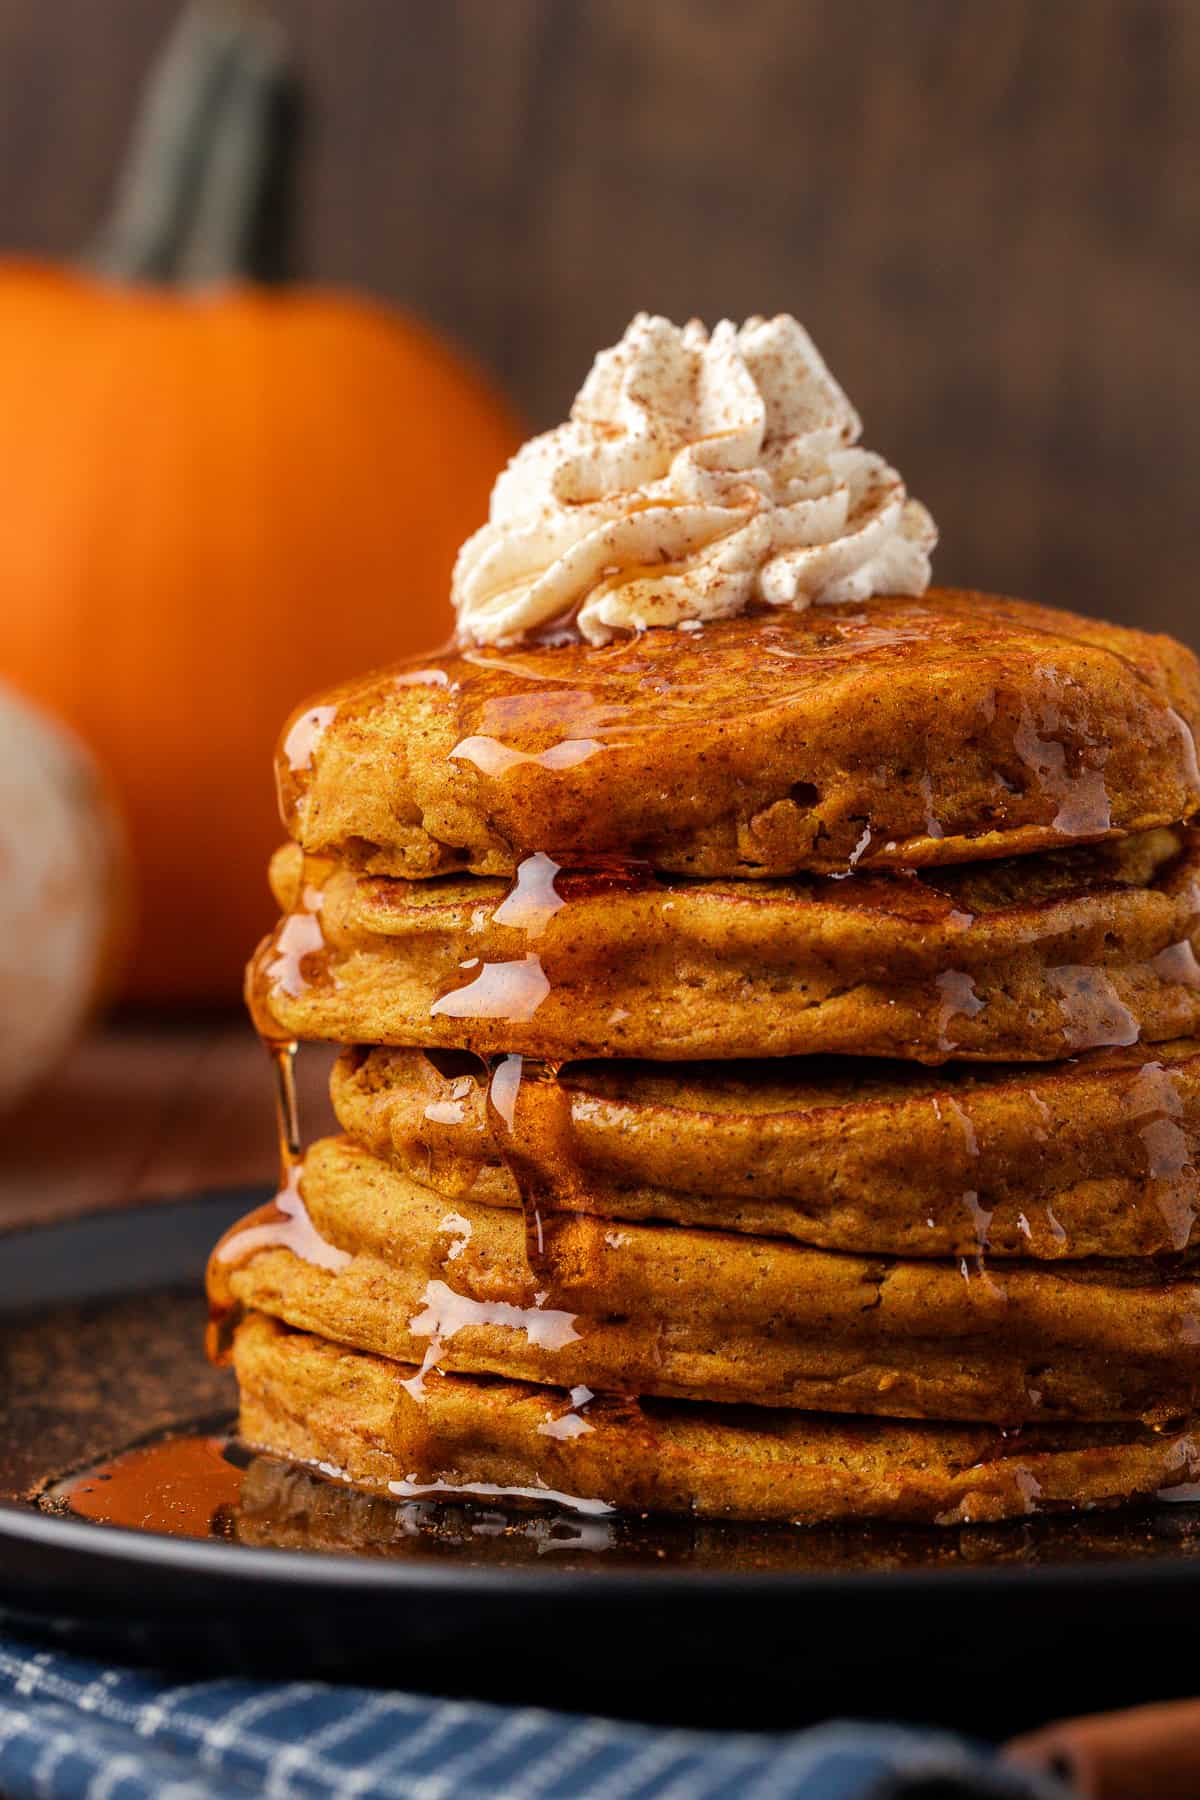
[85,1,300,287]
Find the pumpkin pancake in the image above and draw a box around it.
[331,1040,1200,1261]
[209,1138,1200,1426]
[276,593,1200,882]
[233,1451,1200,1567]
[250,827,1200,1063]
[233,1314,1200,1526]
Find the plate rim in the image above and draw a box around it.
[5,1492,1200,1602]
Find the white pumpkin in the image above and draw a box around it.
[0,682,126,1109]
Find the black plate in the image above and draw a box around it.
[2,1192,1200,1734]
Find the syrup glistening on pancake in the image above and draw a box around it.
[206,310,1200,1530]
[249,827,1200,1063]
[211,1134,1200,1427]
[279,596,1200,883]
[331,1043,1200,1262]
[232,1315,1200,1530]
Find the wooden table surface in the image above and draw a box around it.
[0,1020,335,1232]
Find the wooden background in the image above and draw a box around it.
[0,0,1194,639]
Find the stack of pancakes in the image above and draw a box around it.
[209,590,1200,1526]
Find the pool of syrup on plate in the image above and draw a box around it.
[46,1434,620,1547]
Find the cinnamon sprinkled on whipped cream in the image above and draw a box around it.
[452,312,937,648]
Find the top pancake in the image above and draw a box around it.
[278,591,1200,880]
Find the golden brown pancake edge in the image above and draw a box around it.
[330,1039,1200,1261]
[250,828,1200,1063]
[279,594,1200,881]
[209,1138,1200,1427]
[233,1313,1200,1526]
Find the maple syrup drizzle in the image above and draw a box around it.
[934,970,984,1055]
[1049,966,1141,1053]
[273,1034,302,1165]
[384,1047,591,1416]
[1153,940,1200,988]
[484,1053,580,1279]
[399,1276,581,1402]
[428,854,659,1023]
[1126,1061,1199,1253]
[489,1054,640,1323]
[449,736,604,776]
[1013,703,1112,838]
[430,954,551,1021]
[483,1056,665,1430]
[917,772,945,841]
[1043,1204,1068,1248]
[422,1088,470,1127]
[207,1040,350,1357]
[262,882,330,1002]
[937,1093,1007,1301]
[214,1164,352,1277]
[385,1475,614,1516]
[282,705,338,775]
[538,1385,596,1440]
[409,845,665,1461]
[491,853,565,935]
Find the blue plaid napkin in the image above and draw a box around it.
[0,1639,1070,1800]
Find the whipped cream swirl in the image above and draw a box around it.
[452,312,937,647]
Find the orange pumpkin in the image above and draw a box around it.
[0,6,523,1001]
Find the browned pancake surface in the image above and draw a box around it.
[332,1040,1200,1260]
[209,1138,1200,1426]
[278,593,1200,881]
[233,1453,1200,1567]
[250,828,1200,1062]
[233,1315,1200,1526]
